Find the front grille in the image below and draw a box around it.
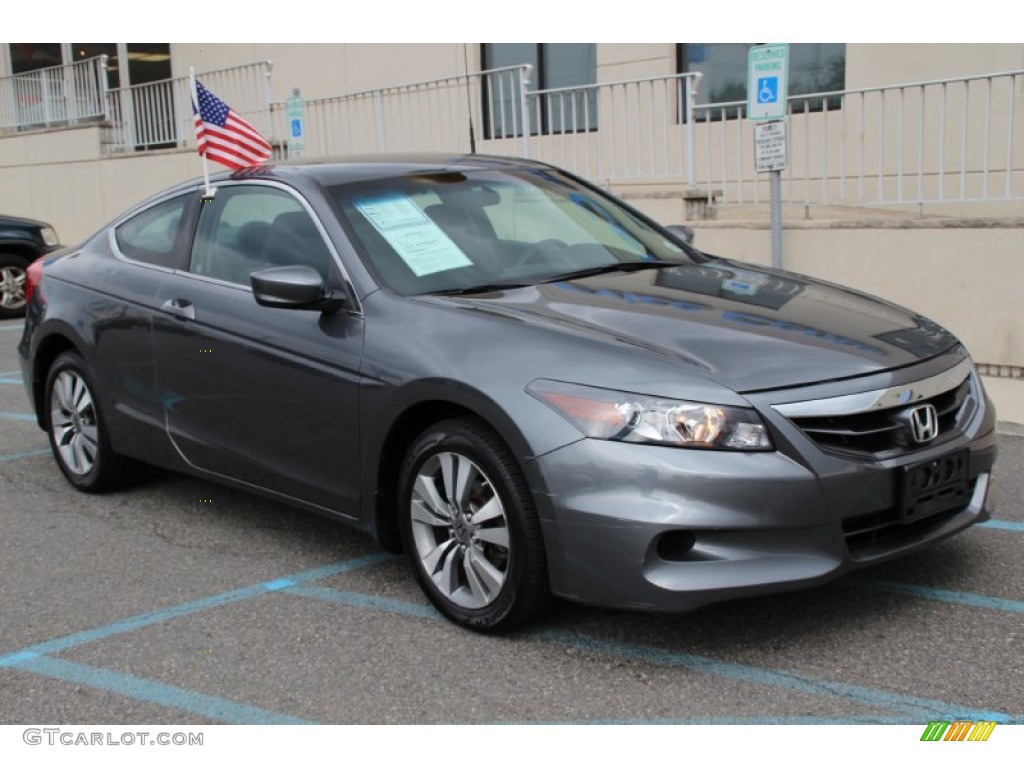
[791,378,973,459]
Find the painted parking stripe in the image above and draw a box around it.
[979,519,1024,533]
[15,655,314,725]
[0,553,393,668]
[284,584,1015,723]
[0,447,50,464]
[854,579,1024,614]
[0,411,36,422]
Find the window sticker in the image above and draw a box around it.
[355,195,473,277]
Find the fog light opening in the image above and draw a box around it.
[656,530,697,562]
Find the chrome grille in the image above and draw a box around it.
[791,378,972,458]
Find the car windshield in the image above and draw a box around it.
[330,166,695,295]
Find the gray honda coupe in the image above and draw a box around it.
[18,155,997,632]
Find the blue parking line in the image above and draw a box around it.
[0,447,50,464]
[15,655,314,725]
[979,519,1024,533]
[0,411,36,422]
[0,553,393,668]
[284,583,1014,723]
[855,579,1024,614]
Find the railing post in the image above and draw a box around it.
[375,91,387,152]
[519,64,532,158]
[685,72,702,188]
[262,60,275,142]
[99,55,110,123]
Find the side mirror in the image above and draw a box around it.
[250,265,346,312]
[665,224,695,245]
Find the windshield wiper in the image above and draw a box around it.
[424,281,534,296]
[540,260,681,283]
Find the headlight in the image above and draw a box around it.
[527,379,773,451]
[40,226,59,247]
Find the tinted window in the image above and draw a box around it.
[115,195,189,267]
[188,185,334,286]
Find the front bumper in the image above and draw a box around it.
[532,364,998,613]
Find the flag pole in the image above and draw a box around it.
[189,68,214,199]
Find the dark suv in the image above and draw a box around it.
[0,214,61,319]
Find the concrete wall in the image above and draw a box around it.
[0,128,202,240]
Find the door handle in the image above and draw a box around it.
[161,298,196,321]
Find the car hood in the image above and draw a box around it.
[434,260,960,393]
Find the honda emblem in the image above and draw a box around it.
[908,403,939,443]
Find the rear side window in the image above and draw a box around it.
[115,195,189,268]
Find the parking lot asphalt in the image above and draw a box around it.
[1,316,1022,726]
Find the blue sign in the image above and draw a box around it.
[757,77,779,104]
[290,118,303,138]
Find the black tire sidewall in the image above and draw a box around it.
[398,419,546,633]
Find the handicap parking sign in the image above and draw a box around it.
[290,118,303,138]
[757,77,778,104]
[747,44,789,120]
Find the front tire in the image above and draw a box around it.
[398,418,550,633]
[45,351,132,492]
[0,253,30,320]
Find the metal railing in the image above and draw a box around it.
[104,61,273,153]
[694,69,1024,207]
[524,73,702,186]
[271,65,532,161]
[3,55,1020,211]
[0,56,109,132]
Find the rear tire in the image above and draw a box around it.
[397,417,551,633]
[0,253,30,320]
[44,350,133,492]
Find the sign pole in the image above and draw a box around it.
[770,169,783,269]
[747,44,789,270]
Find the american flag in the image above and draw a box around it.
[191,79,271,170]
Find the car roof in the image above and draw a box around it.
[164,153,554,196]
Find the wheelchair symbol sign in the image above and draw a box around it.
[757,77,778,104]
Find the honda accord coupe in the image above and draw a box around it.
[18,155,997,632]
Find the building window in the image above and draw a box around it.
[481,43,597,137]
[678,43,845,118]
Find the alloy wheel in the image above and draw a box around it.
[0,264,27,311]
[50,369,100,477]
[409,451,511,609]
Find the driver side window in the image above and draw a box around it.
[189,186,334,286]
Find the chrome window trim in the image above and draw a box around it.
[772,358,975,418]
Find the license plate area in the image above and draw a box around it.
[899,450,969,523]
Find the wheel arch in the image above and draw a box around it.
[366,382,547,554]
[29,328,87,429]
